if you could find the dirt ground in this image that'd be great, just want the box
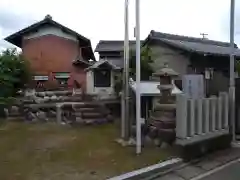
[0,121,173,180]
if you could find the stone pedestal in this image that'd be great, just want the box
[148,62,179,146]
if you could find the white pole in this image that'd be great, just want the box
[121,0,127,139]
[125,0,130,139]
[135,0,142,154]
[230,0,236,142]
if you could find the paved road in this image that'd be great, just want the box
[200,162,240,180]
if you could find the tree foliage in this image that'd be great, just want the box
[236,60,240,75]
[114,45,154,96]
[0,48,31,98]
[129,45,154,80]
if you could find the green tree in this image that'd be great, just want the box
[236,60,240,75]
[0,48,31,98]
[129,45,154,80]
[114,45,154,96]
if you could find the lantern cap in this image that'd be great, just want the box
[152,62,179,77]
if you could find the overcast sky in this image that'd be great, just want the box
[0,0,239,54]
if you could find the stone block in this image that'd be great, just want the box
[96,118,107,124]
[36,111,48,121]
[50,95,57,100]
[46,91,54,96]
[48,110,57,118]
[9,106,20,116]
[38,92,45,97]
[26,112,37,121]
[158,129,175,144]
[35,98,45,104]
[148,126,158,139]
[106,114,114,122]
[43,96,50,101]
[82,112,103,119]
[85,119,95,125]
[4,108,9,118]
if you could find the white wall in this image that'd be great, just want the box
[24,26,78,41]
[86,70,116,99]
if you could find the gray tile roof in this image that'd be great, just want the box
[106,58,124,68]
[86,59,120,71]
[95,40,143,52]
[98,57,124,69]
[145,30,240,57]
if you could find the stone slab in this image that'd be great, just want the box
[214,148,240,163]
[154,174,184,180]
[199,161,240,180]
[195,159,221,171]
[148,148,240,180]
[174,165,205,179]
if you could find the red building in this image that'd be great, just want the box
[4,15,95,90]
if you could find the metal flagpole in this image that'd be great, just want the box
[125,0,130,139]
[230,0,236,143]
[135,0,142,154]
[121,0,127,139]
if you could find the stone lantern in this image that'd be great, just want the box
[149,62,179,147]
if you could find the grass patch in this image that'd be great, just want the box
[0,122,173,180]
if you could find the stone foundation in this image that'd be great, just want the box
[175,134,232,161]
[4,90,115,126]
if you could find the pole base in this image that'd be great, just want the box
[231,141,240,148]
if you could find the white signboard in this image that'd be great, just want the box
[34,76,48,81]
[182,74,204,99]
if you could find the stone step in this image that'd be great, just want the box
[73,108,110,116]
[149,117,175,129]
[74,112,82,117]
[72,118,108,125]
[73,107,96,113]
[72,102,100,109]
[149,115,175,122]
[84,118,108,125]
[154,103,176,110]
[82,112,104,119]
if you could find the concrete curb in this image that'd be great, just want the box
[107,158,183,180]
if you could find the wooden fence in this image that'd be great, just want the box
[176,92,229,145]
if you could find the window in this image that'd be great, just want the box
[94,69,111,87]
[54,72,70,87]
[34,76,48,81]
[33,76,48,89]
[58,79,68,86]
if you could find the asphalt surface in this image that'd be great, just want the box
[200,162,240,180]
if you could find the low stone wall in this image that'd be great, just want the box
[24,90,89,104]
[3,90,120,126]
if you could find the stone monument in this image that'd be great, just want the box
[148,62,179,147]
